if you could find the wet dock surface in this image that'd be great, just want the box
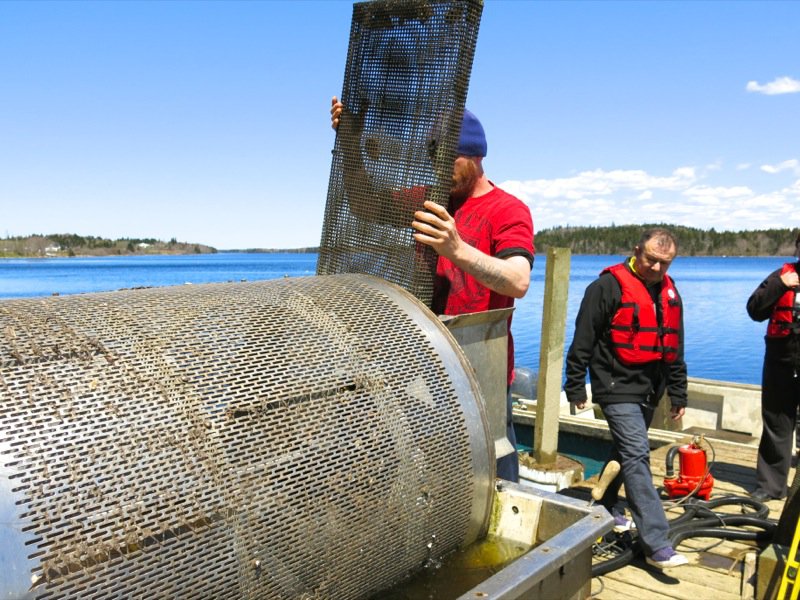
[566,435,790,600]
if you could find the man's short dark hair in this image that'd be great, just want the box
[639,228,678,253]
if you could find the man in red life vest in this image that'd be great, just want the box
[565,228,689,570]
[331,98,535,482]
[746,231,800,502]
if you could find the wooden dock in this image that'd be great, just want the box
[572,434,790,600]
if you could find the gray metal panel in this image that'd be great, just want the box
[0,274,493,599]
[440,308,515,459]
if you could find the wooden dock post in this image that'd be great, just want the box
[533,247,571,465]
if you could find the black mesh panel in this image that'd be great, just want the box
[318,0,483,307]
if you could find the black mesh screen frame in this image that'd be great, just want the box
[318,0,483,308]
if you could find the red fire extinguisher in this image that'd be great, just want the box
[663,436,714,501]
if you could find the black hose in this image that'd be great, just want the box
[701,495,771,519]
[592,540,639,577]
[669,514,776,541]
[591,496,776,578]
[670,525,775,546]
[664,445,680,478]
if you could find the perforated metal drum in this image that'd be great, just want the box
[0,274,494,599]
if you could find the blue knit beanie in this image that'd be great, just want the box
[456,109,487,157]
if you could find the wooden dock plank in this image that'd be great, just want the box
[591,576,659,599]
[678,537,759,559]
[595,563,743,600]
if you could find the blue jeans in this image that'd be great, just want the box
[599,402,671,555]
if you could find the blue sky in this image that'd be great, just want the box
[1,0,798,250]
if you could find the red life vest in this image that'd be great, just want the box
[766,263,799,338]
[603,263,681,365]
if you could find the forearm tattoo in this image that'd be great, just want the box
[471,252,510,293]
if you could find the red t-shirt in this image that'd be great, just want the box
[432,185,535,383]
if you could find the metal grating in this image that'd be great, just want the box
[318,0,483,307]
[0,275,493,599]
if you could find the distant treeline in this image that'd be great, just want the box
[229,247,320,254]
[235,224,799,257]
[5,225,798,258]
[1,234,217,258]
[534,224,799,257]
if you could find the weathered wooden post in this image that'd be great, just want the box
[517,246,583,489]
[533,247,571,464]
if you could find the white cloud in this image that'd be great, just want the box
[746,76,800,95]
[736,163,752,171]
[683,185,752,199]
[501,167,696,201]
[782,179,800,198]
[500,165,795,233]
[761,159,800,175]
[672,167,697,181]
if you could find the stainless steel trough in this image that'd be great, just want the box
[458,481,612,600]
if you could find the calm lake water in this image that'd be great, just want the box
[0,252,784,385]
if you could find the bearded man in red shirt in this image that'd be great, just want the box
[331,98,535,481]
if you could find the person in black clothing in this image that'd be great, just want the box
[565,228,689,570]
[746,231,800,502]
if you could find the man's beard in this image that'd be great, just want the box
[450,159,481,202]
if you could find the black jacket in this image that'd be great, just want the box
[564,261,688,407]
[746,263,800,370]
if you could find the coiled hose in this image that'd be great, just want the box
[591,495,776,577]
